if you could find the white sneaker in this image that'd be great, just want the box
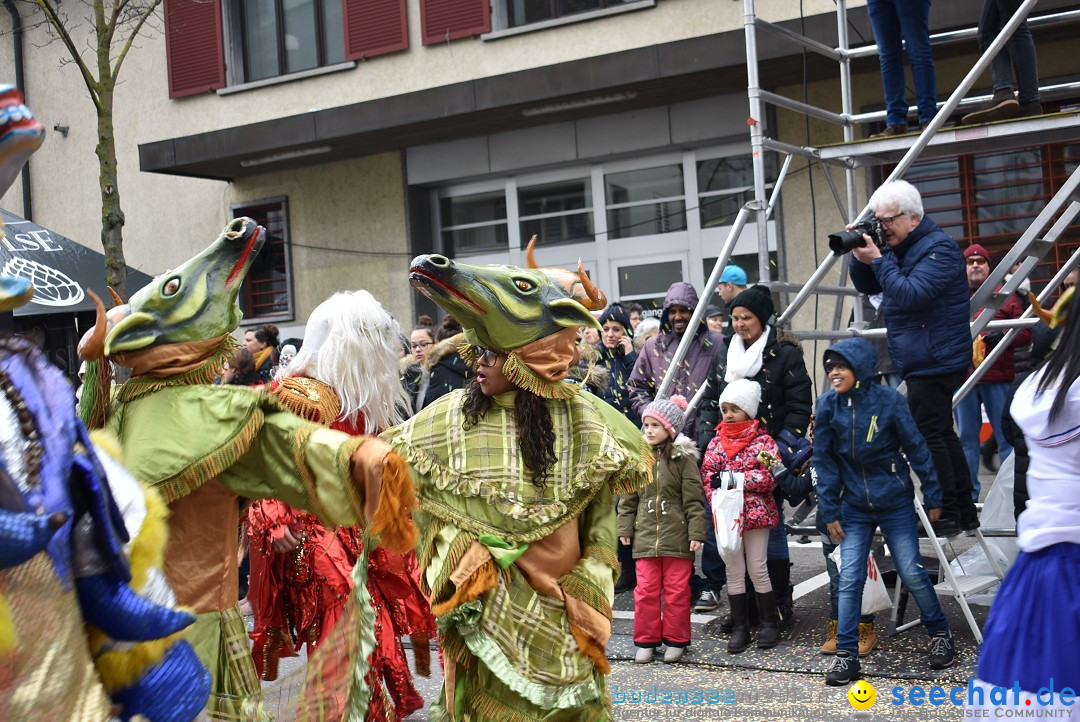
[693,590,722,613]
[663,646,686,663]
[634,647,655,664]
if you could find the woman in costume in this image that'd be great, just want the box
[383,252,652,721]
[970,286,1080,718]
[247,290,434,721]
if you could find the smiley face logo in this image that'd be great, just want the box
[848,680,876,710]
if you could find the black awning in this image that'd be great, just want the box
[1,209,155,317]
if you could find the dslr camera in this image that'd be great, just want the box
[828,216,888,255]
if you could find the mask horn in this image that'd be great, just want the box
[107,286,124,308]
[1028,292,1052,325]
[577,259,606,310]
[525,236,540,269]
[78,290,108,361]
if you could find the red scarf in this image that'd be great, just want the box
[717,419,760,459]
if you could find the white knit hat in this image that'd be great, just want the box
[719,378,761,419]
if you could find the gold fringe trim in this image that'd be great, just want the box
[501,353,579,400]
[583,543,619,573]
[430,559,497,617]
[114,338,237,405]
[157,406,264,503]
[410,633,432,678]
[472,688,545,722]
[81,359,114,431]
[273,377,342,424]
[427,532,477,601]
[608,437,654,496]
[94,631,187,693]
[0,594,16,653]
[291,424,329,521]
[367,451,419,554]
[416,516,446,576]
[570,625,610,676]
[439,631,474,668]
[559,572,612,622]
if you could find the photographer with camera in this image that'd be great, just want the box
[846,180,979,536]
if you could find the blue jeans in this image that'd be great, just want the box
[767,498,789,560]
[867,0,937,127]
[701,511,727,594]
[837,504,948,658]
[822,536,873,624]
[955,381,1013,501]
[979,0,1040,104]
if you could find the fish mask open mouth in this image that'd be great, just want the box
[78,218,266,361]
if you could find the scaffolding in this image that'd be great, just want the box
[657,0,1080,643]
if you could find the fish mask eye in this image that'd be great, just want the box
[514,278,535,293]
[163,277,181,296]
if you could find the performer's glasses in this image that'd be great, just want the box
[476,349,502,367]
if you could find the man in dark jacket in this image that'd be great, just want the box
[849,180,978,536]
[955,244,1031,502]
[628,281,725,442]
[814,337,954,685]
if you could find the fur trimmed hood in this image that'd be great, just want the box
[671,433,700,462]
[423,333,466,372]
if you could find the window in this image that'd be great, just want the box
[518,178,593,247]
[504,0,626,27]
[439,191,509,256]
[604,165,686,240]
[232,198,294,320]
[697,154,777,229]
[232,0,346,82]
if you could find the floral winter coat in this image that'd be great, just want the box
[701,421,780,531]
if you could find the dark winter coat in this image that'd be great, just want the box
[1001,372,1031,521]
[696,326,813,451]
[970,286,1031,384]
[618,436,708,559]
[849,215,971,379]
[628,282,725,442]
[595,343,640,427]
[701,422,780,531]
[422,334,471,409]
[813,337,943,524]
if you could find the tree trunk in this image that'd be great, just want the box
[96,88,127,301]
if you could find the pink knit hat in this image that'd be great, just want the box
[642,394,689,438]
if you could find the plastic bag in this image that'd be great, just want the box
[828,546,894,615]
[711,471,744,563]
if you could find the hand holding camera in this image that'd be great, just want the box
[828,216,888,257]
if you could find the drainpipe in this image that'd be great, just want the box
[4,0,33,221]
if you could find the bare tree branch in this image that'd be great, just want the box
[26,0,102,110]
[113,0,160,77]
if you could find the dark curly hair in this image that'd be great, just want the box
[462,377,556,489]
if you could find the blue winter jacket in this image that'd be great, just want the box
[849,215,971,379]
[813,337,943,524]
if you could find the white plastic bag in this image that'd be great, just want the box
[829,546,894,615]
[711,471,744,563]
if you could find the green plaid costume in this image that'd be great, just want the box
[382,389,651,722]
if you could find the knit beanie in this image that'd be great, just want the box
[729,284,775,326]
[963,243,991,264]
[718,378,761,419]
[642,394,688,438]
[598,303,634,338]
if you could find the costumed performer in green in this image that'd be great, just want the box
[76,221,417,721]
[382,248,653,721]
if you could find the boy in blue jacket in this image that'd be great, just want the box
[814,337,955,685]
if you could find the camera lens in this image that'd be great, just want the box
[828,229,867,255]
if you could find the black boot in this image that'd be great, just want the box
[614,542,636,594]
[767,559,794,631]
[727,593,750,654]
[755,591,779,649]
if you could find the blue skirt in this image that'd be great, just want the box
[977,542,1080,691]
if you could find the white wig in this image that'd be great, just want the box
[869,180,924,219]
[286,290,409,433]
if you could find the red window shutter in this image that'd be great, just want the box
[421,0,490,46]
[165,0,225,99]
[344,0,409,59]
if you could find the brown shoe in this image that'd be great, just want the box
[962,90,1019,125]
[858,622,878,657]
[820,619,838,654]
[1018,101,1043,118]
[869,124,909,139]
